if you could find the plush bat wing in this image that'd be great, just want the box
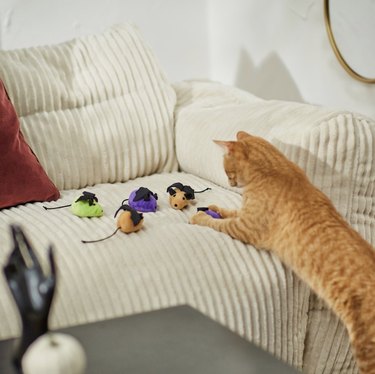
[166,182,184,195]
[130,210,143,226]
[134,187,155,201]
[121,204,143,226]
[117,204,143,225]
[75,191,98,205]
[182,185,195,200]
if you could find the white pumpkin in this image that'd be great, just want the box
[22,332,86,374]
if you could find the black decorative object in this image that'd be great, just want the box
[3,225,56,371]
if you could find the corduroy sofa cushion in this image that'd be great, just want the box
[0,24,177,190]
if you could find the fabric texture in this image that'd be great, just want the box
[0,80,60,209]
[0,24,177,190]
[0,171,311,371]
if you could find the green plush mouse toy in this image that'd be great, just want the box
[43,191,103,218]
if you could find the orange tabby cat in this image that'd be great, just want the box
[190,131,375,374]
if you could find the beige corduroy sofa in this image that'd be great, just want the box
[1,24,374,374]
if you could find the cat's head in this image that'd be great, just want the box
[214,131,283,188]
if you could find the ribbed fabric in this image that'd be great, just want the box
[1,76,373,373]
[303,295,358,374]
[0,24,177,190]
[174,80,375,373]
[0,172,310,371]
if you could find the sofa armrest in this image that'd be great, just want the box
[173,80,263,192]
[173,80,375,245]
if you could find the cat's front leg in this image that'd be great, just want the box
[189,212,261,246]
[208,205,238,218]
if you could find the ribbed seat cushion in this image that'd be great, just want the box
[0,172,310,371]
[0,24,177,190]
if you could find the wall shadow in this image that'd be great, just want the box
[235,48,304,102]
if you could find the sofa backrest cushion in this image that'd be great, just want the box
[174,80,375,246]
[0,80,60,209]
[0,24,177,190]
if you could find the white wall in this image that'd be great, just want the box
[0,0,211,83]
[208,0,375,119]
[1,0,374,119]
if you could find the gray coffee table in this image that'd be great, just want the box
[0,305,300,373]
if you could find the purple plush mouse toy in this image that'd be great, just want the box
[197,207,222,219]
[128,187,158,213]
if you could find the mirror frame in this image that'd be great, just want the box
[324,0,375,84]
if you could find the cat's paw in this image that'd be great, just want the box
[208,204,221,214]
[189,211,211,225]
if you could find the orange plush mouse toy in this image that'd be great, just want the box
[166,183,211,210]
[114,203,144,233]
[82,204,144,244]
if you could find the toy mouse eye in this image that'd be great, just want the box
[182,197,186,200]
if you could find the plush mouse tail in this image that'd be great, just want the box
[114,199,130,218]
[43,204,72,210]
[194,187,211,194]
[81,227,121,244]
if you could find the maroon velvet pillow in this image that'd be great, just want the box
[0,80,60,209]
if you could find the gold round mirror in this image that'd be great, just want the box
[324,0,375,84]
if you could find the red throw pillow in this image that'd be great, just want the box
[0,80,60,209]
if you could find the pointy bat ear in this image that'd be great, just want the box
[213,140,236,154]
[236,131,251,140]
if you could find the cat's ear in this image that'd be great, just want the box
[213,140,236,154]
[236,131,251,140]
